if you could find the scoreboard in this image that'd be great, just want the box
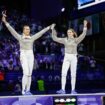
[78,0,105,9]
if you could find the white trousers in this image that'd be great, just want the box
[61,53,77,91]
[20,50,34,76]
[20,50,34,93]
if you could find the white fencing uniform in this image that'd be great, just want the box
[52,27,87,92]
[5,22,50,94]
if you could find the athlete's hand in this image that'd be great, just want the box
[83,20,88,27]
[2,10,7,23]
[51,23,56,30]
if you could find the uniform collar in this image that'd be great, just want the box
[67,37,74,40]
[22,34,31,39]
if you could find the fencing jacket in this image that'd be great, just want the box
[5,22,50,50]
[52,28,87,54]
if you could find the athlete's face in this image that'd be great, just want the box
[67,30,74,38]
[23,26,30,36]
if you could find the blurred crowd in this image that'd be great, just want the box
[0,9,104,72]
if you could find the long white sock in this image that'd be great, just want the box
[71,76,76,91]
[26,76,32,92]
[22,75,28,94]
[61,76,66,91]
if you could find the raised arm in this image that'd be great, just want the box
[2,11,21,40]
[75,20,88,44]
[31,25,51,41]
[51,24,66,44]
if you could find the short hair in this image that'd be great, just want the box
[22,24,30,31]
